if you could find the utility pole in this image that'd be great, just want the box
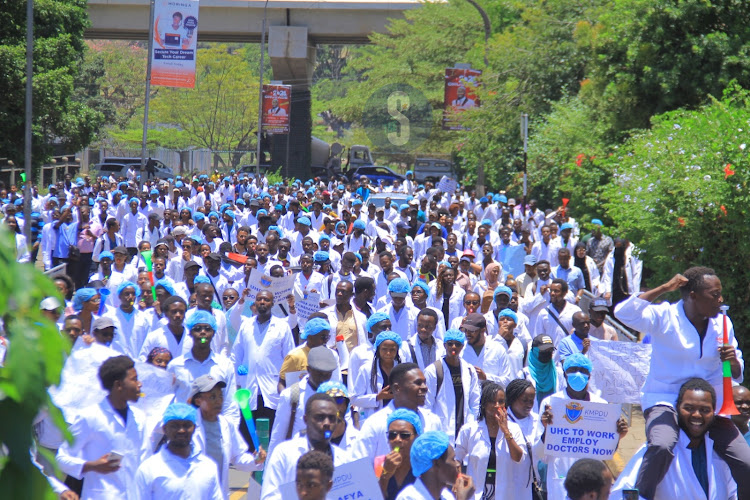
[140,0,156,193]
[255,0,269,178]
[521,113,528,215]
[23,0,33,246]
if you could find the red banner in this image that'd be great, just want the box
[261,84,291,134]
[443,67,481,130]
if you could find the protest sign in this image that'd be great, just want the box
[588,338,651,404]
[500,244,527,279]
[280,458,384,500]
[544,398,621,460]
[151,0,199,88]
[244,269,295,304]
[437,175,458,194]
[296,292,321,327]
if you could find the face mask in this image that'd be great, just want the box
[567,372,589,392]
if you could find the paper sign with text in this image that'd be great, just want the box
[588,338,651,404]
[437,176,458,194]
[280,457,384,500]
[244,268,295,304]
[545,398,621,460]
[296,292,322,326]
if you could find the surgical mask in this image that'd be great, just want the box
[567,372,589,392]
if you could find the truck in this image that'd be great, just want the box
[413,158,454,183]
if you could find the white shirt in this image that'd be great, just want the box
[134,445,223,500]
[395,478,456,500]
[460,337,513,386]
[139,324,191,361]
[267,376,317,459]
[424,358,481,443]
[231,316,295,410]
[57,400,151,500]
[260,437,349,500]
[615,294,744,411]
[534,302,582,347]
[106,307,151,359]
[377,302,420,342]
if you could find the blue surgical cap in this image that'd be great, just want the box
[498,195,508,203]
[560,222,574,231]
[150,189,159,195]
[319,234,331,243]
[163,402,197,425]
[257,209,268,216]
[494,285,513,300]
[99,251,114,261]
[353,219,366,230]
[186,309,217,331]
[117,280,141,298]
[492,194,501,203]
[481,218,492,226]
[194,212,205,222]
[374,331,402,350]
[269,225,284,238]
[406,170,413,176]
[366,311,390,333]
[352,199,363,207]
[388,278,411,294]
[301,317,331,340]
[444,328,466,344]
[411,431,450,477]
[194,276,210,285]
[563,352,594,373]
[225,210,235,219]
[154,279,176,296]
[417,211,426,222]
[73,288,99,312]
[236,199,245,206]
[297,216,312,227]
[399,204,410,212]
[412,281,430,298]
[388,408,423,436]
[208,211,219,219]
[317,381,349,400]
[220,203,230,212]
[480,197,489,203]
[314,251,330,263]
[337,184,345,190]
[498,308,518,324]
[591,218,603,226]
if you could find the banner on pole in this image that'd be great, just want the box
[151,0,199,88]
[262,84,292,134]
[588,338,651,404]
[544,398,621,460]
[443,67,481,130]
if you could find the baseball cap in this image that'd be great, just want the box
[523,255,538,266]
[92,317,115,330]
[113,246,129,255]
[589,298,609,312]
[183,260,201,271]
[307,346,338,372]
[461,313,487,332]
[40,296,62,311]
[188,375,226,404]
[205,253,221,262]
[532,334,555,353]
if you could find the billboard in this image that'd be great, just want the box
[443,67,481,130]
[262,84,292,134]
[151,0,199,88]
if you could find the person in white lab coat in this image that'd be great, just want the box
[610,378,737,500]
[295,450,335,500]
[57,355,151,500]
[459,313,512,387]
[134,403,223,499]
[454,382,525,500]
[352,331,403,412]
[424,329,480,444]
[428,266,466,332]
[378,278,420,342]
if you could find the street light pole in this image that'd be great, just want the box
[521,113,528,215]
[255,0,269,178]
[23,0,33,246]
[140,0,156,193]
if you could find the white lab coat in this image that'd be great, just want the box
[428,284,466,331]
[424,358,481,443]
[134,445,223,500]
[600,246,643,298]
[378,302,420,342]
[268,376,317,459]
[401,335,446,372]
[534,302,582,347]
[454,419,526,500]
[57,400,152,500]
[460,337,513,386]
[395,478,455,500]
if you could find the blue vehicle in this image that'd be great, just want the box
[347,165,406,185]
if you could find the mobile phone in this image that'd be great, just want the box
[622,490,639,500]
[107,452,123,465]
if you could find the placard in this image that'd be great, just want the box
[244,268,295,304]
[151,0,199,88]
[262,84,292,134]
[588,338,651,404]
[437,175,458,194]
[544,398,620,460]
[443,67,481,130]
[280,458,384,500]
[296,292,322,325]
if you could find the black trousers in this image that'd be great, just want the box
[238,393,276,451]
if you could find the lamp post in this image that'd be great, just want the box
[255,0,270,178]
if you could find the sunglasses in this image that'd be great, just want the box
[191,325,214,332]
[387,431,414,441]
[464,300,480,306]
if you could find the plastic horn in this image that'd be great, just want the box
[234,388,260,450]
[97,288,110,315]
[718,305,740,416]
[141,250,157,302]
[561,198,570,219]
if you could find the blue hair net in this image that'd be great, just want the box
[186,309,217,331]
[337,184,345,190]
[481,218,493,226]
[563,352,594,373]
[319,233,331,243]
[193,276,210,285]
[48,196,59,205]
[301,317,331,340]
[410,431,450,477]
[375,331,402,350]
[438,260,452,269]
[269,226,284,238]
[128,197,140,205]
[352,199,363,207]
[313,251,330,262]
[498,308,518,324]
[154,279,176,296]
[354,253,363,262]
[72,288,98,312]
[163,402,197,425]
[225,210,235,219]
[352,219,366,230]
[388,278,411,294]
[99,251,114,261]
[366,311,390,333]
[417,211,426,222]
[412,281,430,298]
[208,211,219,219]
[399,204,409,211]
[444,328,466,344]
[117,280,141,298]
[297,216,312,226]
[193,212,205,222]
[257,209,268,216]
[388,408,423,436]
[405,170,413,176]
[494,285,513,300]
[150,188,159,195]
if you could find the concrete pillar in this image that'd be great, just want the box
[268,26,316,180]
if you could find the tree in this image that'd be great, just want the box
[151,45,259,169]
[0,227,71,497]
[0,0,105,168]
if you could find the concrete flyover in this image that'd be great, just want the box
[85,0,424,44]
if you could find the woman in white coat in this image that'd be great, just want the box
[573,242,600,295]
[191,375,266,499]
[600,239,642,312]
[351,331,402,414]
[424,329,480,444]
[504,379,546,500]
[428,266,465,331]
[454,382,525,500]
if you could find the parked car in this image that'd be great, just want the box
[346,166,406,185]
[95,157,175,180]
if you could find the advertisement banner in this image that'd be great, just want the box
[151,0,199,88]
[545,398,621,460]
[588,338,651,404]
[262,84,292,134]
[443,67,481,130]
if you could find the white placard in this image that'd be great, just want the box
[544,398,621,460]
[588,338,651,404]
[280,457,384,500]
[437,175,458,194]
[296,292,322,325]
[244,268,296,304]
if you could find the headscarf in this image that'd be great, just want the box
[573,242,591,292]
[485,262,501,287]
[528,347,557,404]
[147,347,171,364]
[410,431,450,477]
